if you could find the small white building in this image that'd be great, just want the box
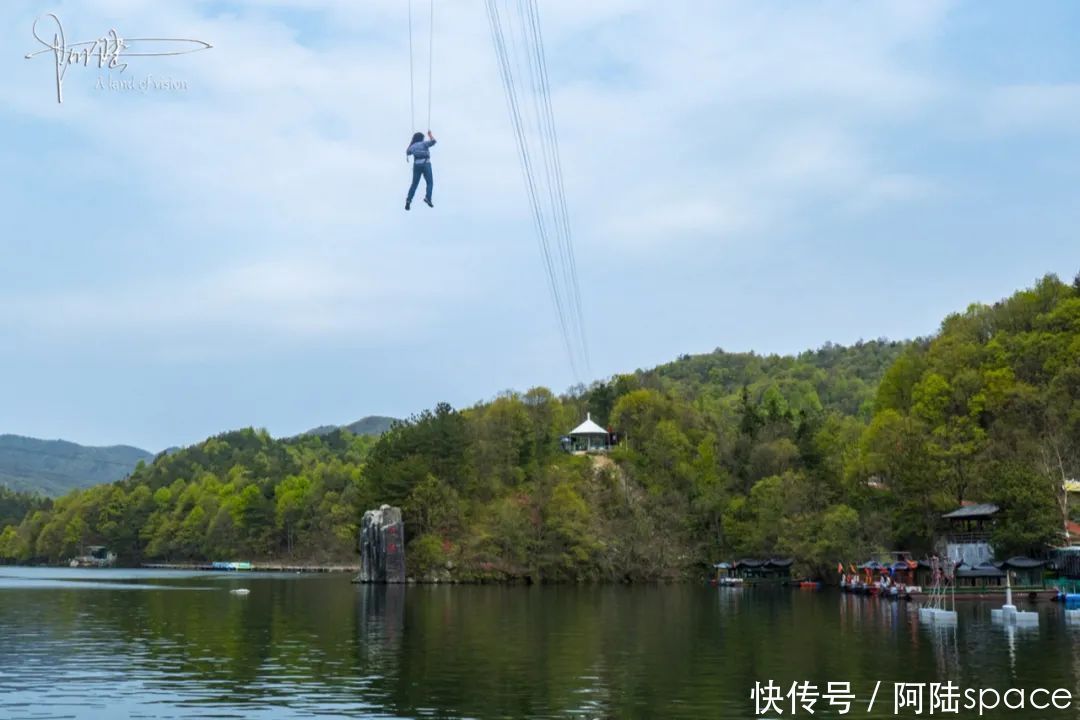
[566,413,611,453]
[941,503,998,566]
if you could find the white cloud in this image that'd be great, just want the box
[2,0,958,376]
[14,0,1080,448]
[0,246,477,354]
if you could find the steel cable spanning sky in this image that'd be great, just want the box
[485,0,590,379]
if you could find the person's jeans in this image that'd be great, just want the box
[407,162,433,202]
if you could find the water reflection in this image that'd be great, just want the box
[0,570,1079,718]
[926,619,961,678]
[356,584,404,672]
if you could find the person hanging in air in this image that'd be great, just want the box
[405,130,436,210]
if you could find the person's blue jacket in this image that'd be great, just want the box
[407,139,436,163]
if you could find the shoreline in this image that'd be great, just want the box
[141,562,359,573]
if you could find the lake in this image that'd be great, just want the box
[1,568,1079,719]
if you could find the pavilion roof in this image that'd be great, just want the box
[996,556,1046,569]
[956,562,1004,578]
[569,413,608,436]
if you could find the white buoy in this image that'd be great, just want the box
[229,588,250,596]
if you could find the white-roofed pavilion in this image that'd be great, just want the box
[567,413,610,453]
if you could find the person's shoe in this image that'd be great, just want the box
[405,200,411,211]
[424,198,433,208]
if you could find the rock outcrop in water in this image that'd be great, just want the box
[357,505,405,583]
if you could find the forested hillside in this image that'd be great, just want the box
[0,429,378,564]
[2,275,1077,580]
[0,487,48,531]
[0,435,152,496]
[860,274,1080,554]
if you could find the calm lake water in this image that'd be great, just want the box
[2,568,1080,719]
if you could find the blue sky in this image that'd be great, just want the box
[2,0,1079,451]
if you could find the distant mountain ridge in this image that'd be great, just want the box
[0,417,397,498]
[303,416,398,437]
[0,435,153,497]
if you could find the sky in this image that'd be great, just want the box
[2,0,1079,451]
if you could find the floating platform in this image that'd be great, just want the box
[918,607,958,624]
[907,588,1056,602]
[991,604,1039,624]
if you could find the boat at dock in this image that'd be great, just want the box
[68,545,117,568]
[841,554,1057,602]
[712,558,794,587]
[839,556,922,599]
